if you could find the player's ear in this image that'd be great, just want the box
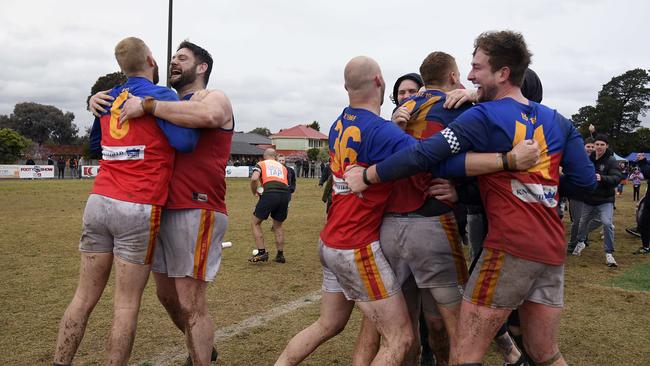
[497,67,510,83]
[196,62,208,75]
[146,54,156,68]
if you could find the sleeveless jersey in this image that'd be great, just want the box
[166,94,233,213]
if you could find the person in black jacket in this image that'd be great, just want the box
[572,134,622,267]
[279,155,296,200]
[633,153,650,254]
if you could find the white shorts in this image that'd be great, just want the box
[79,194,161,265]
[152,209,228,282]
[319,239,401,302]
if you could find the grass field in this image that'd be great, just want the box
[1,178,649,365]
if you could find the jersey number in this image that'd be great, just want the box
[330,120,361,174]
[109,90,130,139]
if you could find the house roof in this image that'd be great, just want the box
[229,141,265,156]
[232,132,272,145]
[271,125,327,140]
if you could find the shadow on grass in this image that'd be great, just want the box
[607,260,650,292]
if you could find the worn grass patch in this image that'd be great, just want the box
[1,179,649,365]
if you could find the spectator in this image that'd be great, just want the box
[77,156,84,179]
[25,156,35,165]
[634,153,650,254]
[57,156,66,179]
[309,160,316,178]
[572,134,623,267]
[69,156,77,178]
[629,167,644,202]
[47,156,54,166]
[616,161,628,196]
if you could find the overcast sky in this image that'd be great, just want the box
[1,0,648,135]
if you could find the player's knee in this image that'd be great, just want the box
[317,317,347,337]
[430,286,462,308]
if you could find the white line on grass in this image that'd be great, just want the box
[147,290,322,366]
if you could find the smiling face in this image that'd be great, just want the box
[584,142,595,154]
[169,48,199,90]
[467,49,499,102]
[396,79,420,104]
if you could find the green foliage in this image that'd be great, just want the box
[572,68,650,154]
[87,71,127,108]
[249,127,271,137]
[1,102,78,146]
[308,120,320,131]
[306,147,320,161]
[318,147,329,161]
[0,128,32,163]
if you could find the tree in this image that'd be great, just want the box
[572,68,650,153]
[0,128,32,163]
[308,120,320,131]
[87,71,127,108]
[3,102,78,146]
[318,147,329,161]
[249,127,271,137]
[307,147,320,161]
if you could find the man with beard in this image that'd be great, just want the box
[345,31,596,365]
[54,37,199,366]
[93,41,234,366]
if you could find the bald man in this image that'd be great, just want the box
[249,148,291,263]
[275,56,415,365]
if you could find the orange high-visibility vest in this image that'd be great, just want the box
[258,160,289,186]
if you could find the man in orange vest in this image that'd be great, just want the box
[250,148,291,263]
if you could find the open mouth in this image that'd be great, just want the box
[170,68,182,77]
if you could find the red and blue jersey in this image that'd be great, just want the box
[320,107,415,250]
[386,90,470,213]
[377,98,596,265]
[89,77,198,206]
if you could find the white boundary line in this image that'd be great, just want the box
[147,290,322,366]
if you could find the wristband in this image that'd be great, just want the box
[501,153,510,171]
[142,96,157,115]
[362,168,372,186]
[507,152,516,170]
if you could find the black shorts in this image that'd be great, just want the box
[254,191,290,222]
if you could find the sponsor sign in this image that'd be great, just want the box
[225,166,250,178]
[510,180,558,208]
[18,165,55,179]
[0,165,20,178]
[102,145,145,161]
[81,166,100,178]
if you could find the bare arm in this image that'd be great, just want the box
[250,170,261,196]
[120,89,233,129]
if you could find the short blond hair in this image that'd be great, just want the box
[114,37,149,75]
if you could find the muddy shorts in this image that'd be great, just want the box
[380,213,468,305]
[319,239,401,302]
[464,248,564,309]
[79,194,161,265]
[152,209,228,282]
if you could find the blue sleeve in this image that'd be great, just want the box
[366,121,416,163]
[446,106,492,152]
[559,117,597,190]
[89,117,102,157]
[376,132,455,181]
[432,153,468,178]
[155,119,199,153]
